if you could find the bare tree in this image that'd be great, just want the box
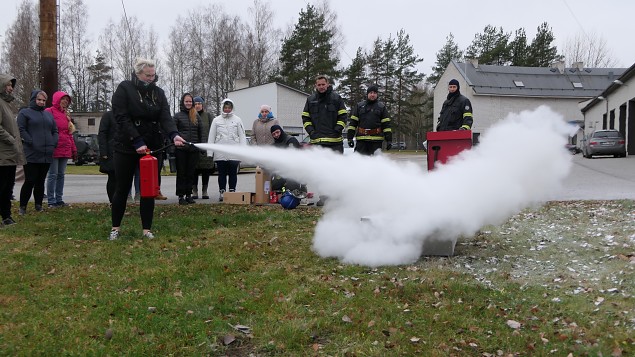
[99,15,159,86]
[59,0,93,111]
[1,0,40,106]
[561,31,618,67]
[243,0,281,85]
[164,18,195,111]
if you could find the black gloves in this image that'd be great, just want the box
[386,142,392,150]
[348,140,355,148]
[309,131,318,140]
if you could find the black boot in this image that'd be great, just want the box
[178,196,187,205]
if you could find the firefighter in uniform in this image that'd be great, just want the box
[436,78,473,131]
[302,75,348,154]
[346,85,392,155]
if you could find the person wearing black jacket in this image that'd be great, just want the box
[301,75,347,153]
[436,78,473,131]
[271,124,300,148]
[173,93,202,205]
[347,85,392,155]
[97,111,116,203]
[109,58,186,240]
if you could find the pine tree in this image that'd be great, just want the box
[339,47,368,108]
[526,22,558,67]
[87,51,112,111]
[465,25,511,65]
[428,33,463,86]
[391,30,425,140]
[508,28,529,66]
[278,4,339,93]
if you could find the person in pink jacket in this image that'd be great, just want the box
[45,91,77,208]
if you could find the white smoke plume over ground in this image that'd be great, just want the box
[196,106,575,267]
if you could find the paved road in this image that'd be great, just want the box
[12,153,635,205]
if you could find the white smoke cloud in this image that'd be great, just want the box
[196,106,574,267]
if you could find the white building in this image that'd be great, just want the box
[227,82,309,138]
[435,60,627,144]
[581,62,635,155]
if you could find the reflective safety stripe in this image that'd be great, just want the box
[350,115,359,120]
[338,109,348,115]
[381,117,391,123]
[356,136,384,141]
[303,122,313,128]
[336,120,346,127]
[463,113,473,118]
[310,137,343,144]
[383,128,392,133]
[347,125,357,131]
[302,111,310,117]
[461,125,471,130]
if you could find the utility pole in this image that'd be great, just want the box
[40,0,58,107]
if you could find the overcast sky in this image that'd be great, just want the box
[2,0,634,74]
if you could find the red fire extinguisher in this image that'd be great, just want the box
[139,152,159,198]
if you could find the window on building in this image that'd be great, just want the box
[513,80,524,87]
[88,118,95,126]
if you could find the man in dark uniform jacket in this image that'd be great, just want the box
[346,85,392,155]
[437,78,473,131]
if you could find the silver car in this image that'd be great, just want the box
[582,130,626,158]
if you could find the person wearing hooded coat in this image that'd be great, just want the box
[251,104,280,146]
[109,58,186,240]
[17,90,58,215]
[45,91,77,208]
[173,93,202,205]
[207,98,247,201]
[0,74,25,225]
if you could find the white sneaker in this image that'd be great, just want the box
[142,231,155,239]
[108,229,119,241]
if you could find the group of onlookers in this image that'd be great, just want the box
[6,60,457,239]
[0,73,78,226]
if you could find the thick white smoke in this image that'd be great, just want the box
[196,106,574,267]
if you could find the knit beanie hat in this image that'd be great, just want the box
[193,96,204,103]
[367,85,379,94]
[448,79,460,89]
[270,124,283,133]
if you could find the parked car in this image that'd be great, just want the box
[392,141,407,150]
[581,130,626,158]
[73,133,99,165]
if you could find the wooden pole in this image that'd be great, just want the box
[39,0,58,107]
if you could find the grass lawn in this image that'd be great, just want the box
[0,200,633,356]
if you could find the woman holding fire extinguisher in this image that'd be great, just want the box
[109,58,186,241]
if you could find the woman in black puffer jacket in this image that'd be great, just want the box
[173,92,202,205]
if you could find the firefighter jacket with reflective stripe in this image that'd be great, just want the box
[437,92,473,131]
[302,86,347,144]
[347,99,392,142]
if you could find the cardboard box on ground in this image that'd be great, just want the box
[223,167,269,205]
[254,167,270,204]
[223,192,254,205]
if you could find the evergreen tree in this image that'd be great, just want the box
[508,28,529,66]
[391,29,425,140]
[87,51,112,111]
[428,33,463,86]
[278,4,339,93]
[526,22,558,67]
[465,25,511,65]
[339,47,368,108]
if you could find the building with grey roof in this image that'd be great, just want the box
[435,59,627,145]
[581,62,635,155]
